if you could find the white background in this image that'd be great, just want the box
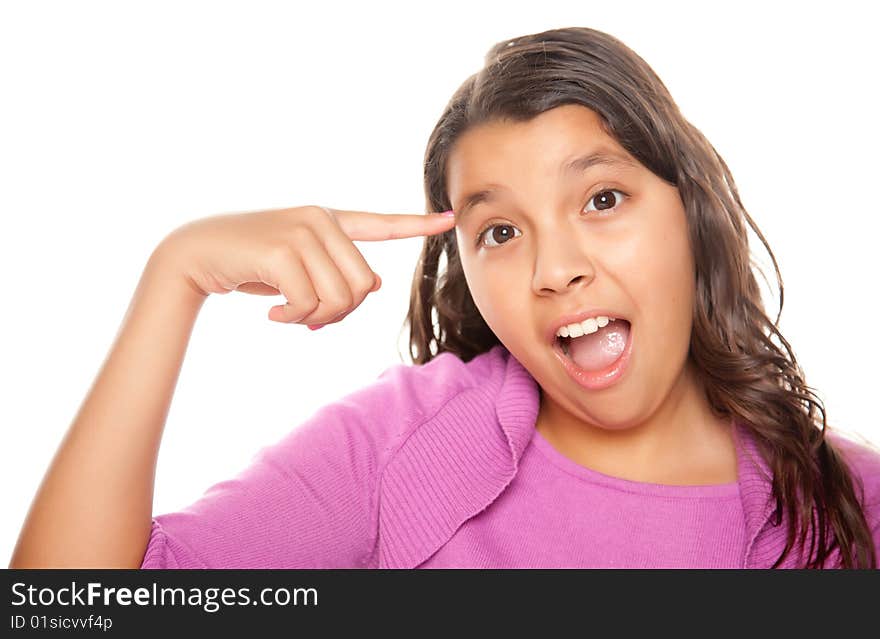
[3,0,878,561]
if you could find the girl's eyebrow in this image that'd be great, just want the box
[453,149,636,224]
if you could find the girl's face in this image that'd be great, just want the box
[446,104,697,431]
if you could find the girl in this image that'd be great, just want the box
[10,27,879,569]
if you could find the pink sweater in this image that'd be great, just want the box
[140,344,880,569]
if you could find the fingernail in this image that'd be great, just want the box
[440,210,455,217]
[308,324,325,330]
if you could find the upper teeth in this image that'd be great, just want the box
[556,315,616,338]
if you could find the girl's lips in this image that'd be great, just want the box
[551,320,634,391]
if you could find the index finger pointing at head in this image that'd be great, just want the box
[330,208,457,242]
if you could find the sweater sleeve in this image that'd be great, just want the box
[139,366,418,569]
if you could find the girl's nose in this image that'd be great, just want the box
[532,234,597,295]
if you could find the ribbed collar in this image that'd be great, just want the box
[376,344,781,568]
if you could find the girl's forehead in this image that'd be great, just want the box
[448,107,630,177]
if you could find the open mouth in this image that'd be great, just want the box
[554,319,630,367]
[551,318,633,390]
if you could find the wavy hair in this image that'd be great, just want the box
[400,27,875,568]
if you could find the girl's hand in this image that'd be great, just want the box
[157,205,456,328]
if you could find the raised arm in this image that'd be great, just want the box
[9,241,207,567]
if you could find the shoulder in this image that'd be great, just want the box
[826,429,880,500]
[371,344,506,415]
[826,429,880,551]
[281,344,513,467]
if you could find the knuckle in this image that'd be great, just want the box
[299,204,324,217]
[288,224,316,245]
[301,205,336,225]
[265,243,296,268]
[332,291,354,309]
[354,274,375,297]
[316,204,336,220]
[293,299,320,321]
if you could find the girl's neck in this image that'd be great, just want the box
[534,360,738,486]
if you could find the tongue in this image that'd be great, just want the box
[567,321,630,371]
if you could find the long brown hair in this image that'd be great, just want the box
[401,27,876,568]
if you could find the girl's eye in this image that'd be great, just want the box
[585,188,628,214]
[476,223,522,249]
[475,188,628,249]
